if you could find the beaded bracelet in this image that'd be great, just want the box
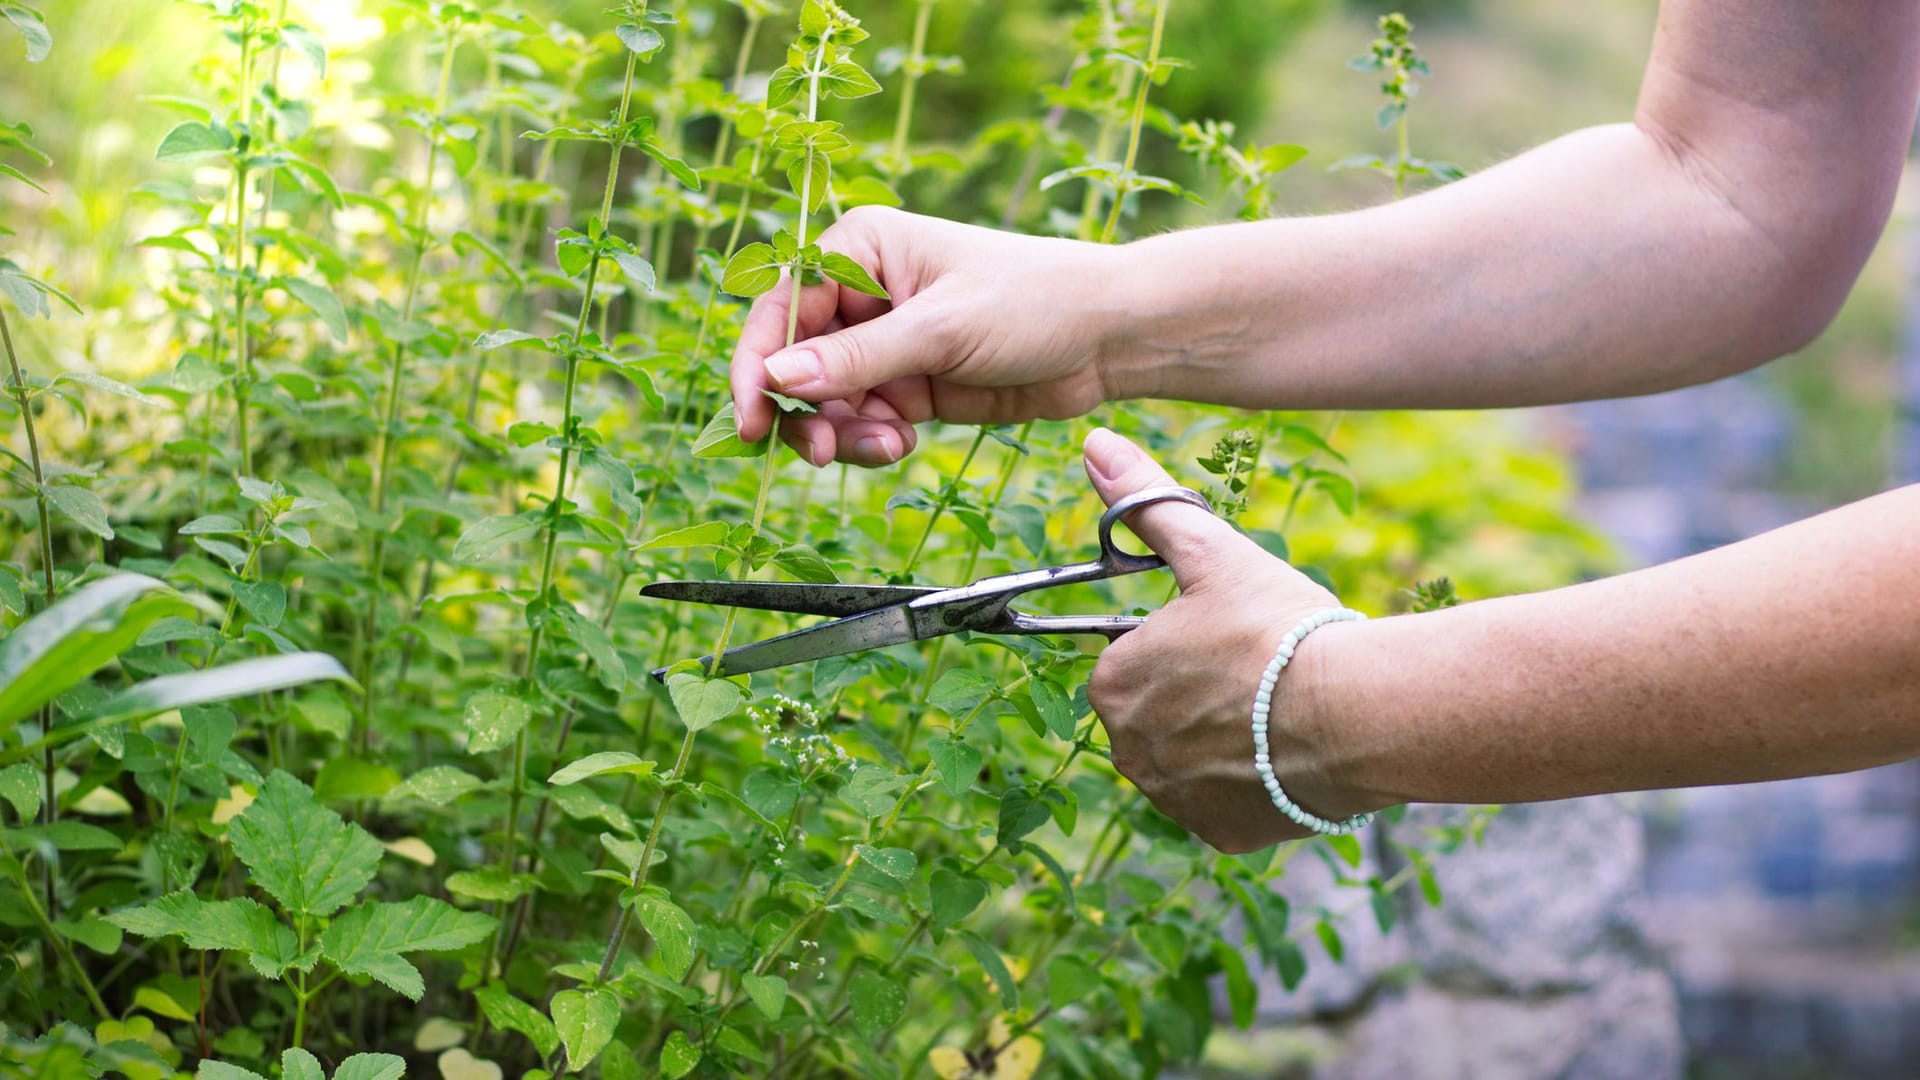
[1252,607,1374,836]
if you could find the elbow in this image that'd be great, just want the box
[1720,148,1900,374]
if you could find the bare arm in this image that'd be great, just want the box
[1079,432,1920,852]
[1101,0,1920,409]
[1288,484,1920,817]
[732,0,1920,462]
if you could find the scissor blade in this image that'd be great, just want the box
[652,604,922,679]
[640,580,942,617]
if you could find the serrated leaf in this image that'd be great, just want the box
[318,896,496,1001]
[333,1055,406,1080]
[928,669,994,716]
[473,329,542,351]
[107,891,301,978]
[611,250,655,293]
[551,987,619,1071]
[227,771,383,917]
[445,868,537,902]
[1029,679,1074,740]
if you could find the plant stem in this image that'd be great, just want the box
[359,21,461,752]
[1097,0,1170,245]
[1,303,61,922]
[900,425,985,578]
[231,19,257,480]
[887,0,936,177]
[1394,110,1409,201]
[0,833,108,1020]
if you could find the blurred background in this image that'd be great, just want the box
[5,0,1917,1076]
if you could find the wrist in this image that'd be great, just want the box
[1081,238,1162,404]
[1266,618,1394,822]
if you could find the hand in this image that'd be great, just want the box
[729,206,1126,467]
[1081,428,1376,852]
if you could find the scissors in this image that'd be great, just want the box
[641,486,1213,679]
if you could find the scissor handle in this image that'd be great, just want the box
[1096,486,1215,574]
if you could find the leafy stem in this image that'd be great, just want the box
[1097,0,1170,245]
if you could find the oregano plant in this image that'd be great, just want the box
[0,4,1608,1077]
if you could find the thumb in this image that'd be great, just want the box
[759,298,957,403]
[1083,427,1253,592]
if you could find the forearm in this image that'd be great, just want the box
[1292,484,1920,812]
[1095,0,1919,412]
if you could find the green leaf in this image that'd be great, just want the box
[551,987,620,1071]
[615,23,664,56]
[333,1056,406,1080]
[959,932,1018,1011]
[280,24,327,76]
[817,252,888,298]
[665,673,741,733]
[635,891,695,979]
[280,1049,324,1080]
[281,278,348,342]
[1138,922,1185,973]
[0,761,41,821]
[928,669,994,716]
[996,787,1050,849]
[463,691,532,753]
[650,1031,697,1079]
[476,982,560,1059]
[849,968,905,1037]
[820,61,882,99]
[759,387,817,415]
[548,752,654,787]
[928,869,987,931]
[107,891,302,979]
[199,1063,269,1080]
[771,543,837,584]
[0,574,193,732]
[382,765,482,808]
[54,369,160,404]
[1029,679,1075,740]
[3,5,51,62]
[155,121,233,162]
[1314,919,1344,963]
[452,513,543,563]
[927,737,981,798]
[720,243,782,298]
[473,329,543,351]
[611,250,655,293]
[740,973,786,1020]
[445,868,538,903]
[635,521,729,552]
[227,771,384,917]
[691,402,768,459]
[855,844,916,882]
[46,484,113,539]
[318,896,497,1001]
[231,580,286,630]
[1047,955,1100,1010]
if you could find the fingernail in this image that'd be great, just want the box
[853,435,895,463]
[1084,427,1139,483]
[764,349,824,391]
